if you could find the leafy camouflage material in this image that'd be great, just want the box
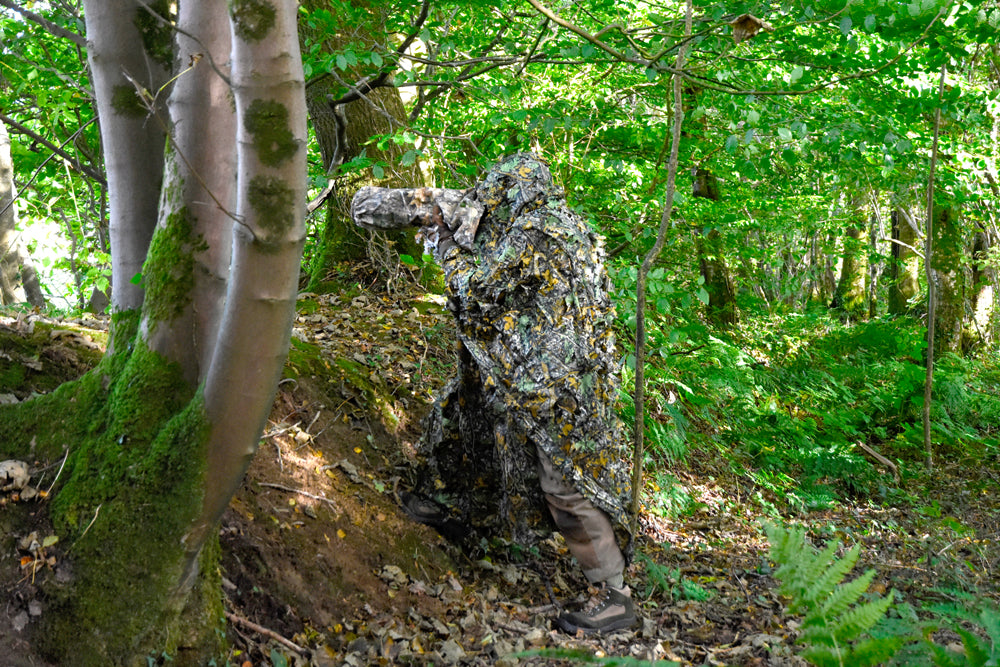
[410,153,633,556]
[351,186,483,250]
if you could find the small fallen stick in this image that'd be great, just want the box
[857,442,900,483]
[259,482,339,510]
[224,610,307,655]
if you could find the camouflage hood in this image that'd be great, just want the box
[474,153,562,223]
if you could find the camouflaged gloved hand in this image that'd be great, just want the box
[350,186,483,257]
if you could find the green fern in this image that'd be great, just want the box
[763,521,902,667]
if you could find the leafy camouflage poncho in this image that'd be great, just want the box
[414,153,632,554]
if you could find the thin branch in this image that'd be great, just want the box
[0,0,86,47]
[0,116,102,221]
[923,63,947,472]
[224,611,308,656]
[631,0,693,533]
[259,482,339,511]
[0,113,105,185]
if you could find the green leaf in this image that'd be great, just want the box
[336,54,347,70]
[747,109,760,124]
[399,254,417,266]
[269,648,288,667]
[839,16,853,35]
[371,51,383,67]
[372,164,384,179]
[400,149,419,167]
[778,127,794,142]
[696,286,710,305]
[790,66,804,82]
[130,273,143,285]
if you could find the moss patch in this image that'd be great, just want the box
[245,99,299,168]
[134,0,175,69]
[247,175,295,242]
[229,0,277,42]
[142,207,208,332]
[35,340,216,665]
[111,84,148,118]
[0,313,222,665]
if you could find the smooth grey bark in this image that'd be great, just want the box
[181,0,307,586]
[82,0,169,312]
[0,120,44,307]
[141,0,235,383]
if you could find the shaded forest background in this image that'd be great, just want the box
[0,0,999,665]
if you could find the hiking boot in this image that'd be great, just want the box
[555,584,637,635]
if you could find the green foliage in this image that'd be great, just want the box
[637,552,712,603]
[764,521,902,667]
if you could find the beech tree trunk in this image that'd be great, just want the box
[0,2,307,664]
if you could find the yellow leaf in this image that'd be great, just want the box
[337,529,346,539]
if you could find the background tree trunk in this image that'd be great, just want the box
[831,204,868,321]
[300,2,425,290]
[930,205,965,354]
[692,167,738,327]
[888,208,921,315]
[0,120,44,307]
[965,226,995,349]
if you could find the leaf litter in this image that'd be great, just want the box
[0,290,999,665]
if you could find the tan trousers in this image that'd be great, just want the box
[536,447,625,585]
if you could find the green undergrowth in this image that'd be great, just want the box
[766,521,1000,667]
[626,306,999,512]
[0,311,222,665]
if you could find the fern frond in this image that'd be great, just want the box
[978,606,1000,652]
[927,641,969,667]
[813,568,876,624]
[845,636,906,667]
[804,543,862,606]
[829,593,895,643]
[955,627,990,666]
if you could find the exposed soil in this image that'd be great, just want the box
[1,282,999,666]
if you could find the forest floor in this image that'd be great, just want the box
[1,272,1000,666]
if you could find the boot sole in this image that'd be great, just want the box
[555,614,638,635]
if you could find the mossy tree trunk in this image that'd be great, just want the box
[830,203,868,321]
[966,227,996,349]
[691,167,738,327]
[930,205,966,355]
[300,1,425,290]
[0,2,306,664]
[888,207,921,315]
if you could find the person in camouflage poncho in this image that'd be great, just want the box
[352,153,636,634]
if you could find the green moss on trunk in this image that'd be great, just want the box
[0,311,224,665]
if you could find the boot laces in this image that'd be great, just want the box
[583,586,615,614]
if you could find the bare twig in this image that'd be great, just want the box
[224,611,308,655]
[44,449,70,496]
[259,483,339,510]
